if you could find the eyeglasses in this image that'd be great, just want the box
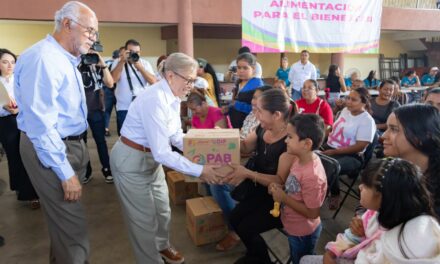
[173,71,196,86]
[70,19,99,39]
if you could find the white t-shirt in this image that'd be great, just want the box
[229,60,263,78]
[111,58,154,111]
[327,108,375,151]
[288,60,317,92]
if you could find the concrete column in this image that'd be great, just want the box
[331,53,345,72]
[178,0,194,57]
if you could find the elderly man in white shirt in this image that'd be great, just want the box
[111,39,157,135]
[288,50,317,100]
[110,52,226,264]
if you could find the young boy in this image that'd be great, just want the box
[269,114,327,264]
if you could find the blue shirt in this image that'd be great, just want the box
[14,35,88,181]
[345,78,353,87]
[401,76,418,87]
[363,78,380,88]
[421,74,436,86]
[276,67,290,87]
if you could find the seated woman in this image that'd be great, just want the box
[326,64,347,105]
[370,80,400,135]
[322,87,376,209]
[344,71,359,89]
[401,69,421,87]
[389,76,409,105]
[223,89,297,264]
[296,79,333,132]
[196,58,221,107]
[382,104,440,216]
[187,88,230,129]
[363,70,380,89]
[225,52,264,129]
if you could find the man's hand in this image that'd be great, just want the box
[119,49,129,64]
[61,175,82,202]
[133,60,144,72]
[200,164,226,184]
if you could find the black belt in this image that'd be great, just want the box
[62,131,86,141]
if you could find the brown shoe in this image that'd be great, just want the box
[159,247,184,264]
[30,199,40,210]
[216,232,240,251]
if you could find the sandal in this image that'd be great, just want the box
[30,199,40,210]
[216,232,240,251]
[328,195,340,211]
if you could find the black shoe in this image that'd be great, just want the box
[102,167,113,184]
[0,235,4,247]
[83,162,93,184]
[105,130,111,137]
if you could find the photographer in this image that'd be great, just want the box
[111,39,157,135]
[78,44,114,184]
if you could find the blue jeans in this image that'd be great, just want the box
[116,110,128,136]
[209,184,236,230]
[291,89,302,101]
[288,223,322,264]
[87,110,110,169]
[104,87,116,130]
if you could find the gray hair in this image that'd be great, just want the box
[54,1,95,32]
[236,52,257,67]
[164,52,198,75]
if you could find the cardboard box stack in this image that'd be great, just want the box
[166,170,198,205]
[183,129,240,182]
[186,197,227,246]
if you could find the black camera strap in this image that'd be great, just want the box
[124,63,145,97]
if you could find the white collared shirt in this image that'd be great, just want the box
[120,79,203,177]
[0,75,14,117]
[112,58,154,111]
[288,60,317,91]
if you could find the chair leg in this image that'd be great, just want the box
[332,175,359,219]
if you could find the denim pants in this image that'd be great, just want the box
[291,89,302,101]
[209,184,236,229]
[87,110,110,169]
[104,87,116,130]
[116,110,128,136]
[288,223,322,264]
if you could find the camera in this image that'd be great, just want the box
[91,41,103,52]
[230,66,237,73]
[81,53,99,65]
[128,51,140,63]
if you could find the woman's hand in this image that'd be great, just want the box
[3,98,18,114]
[222,164,251,186]
[268,183,286,203]
[349,216,365,237]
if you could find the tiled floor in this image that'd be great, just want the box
[0,120,358,264]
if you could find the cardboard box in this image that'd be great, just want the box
[166,171,198,205]
[186,197,228,246]
[183,129,240,182]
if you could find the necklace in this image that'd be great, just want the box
[264,126,287,155]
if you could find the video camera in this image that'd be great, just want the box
[80,41,104,65]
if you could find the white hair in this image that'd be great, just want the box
[54,1,95,32]
[164,52,198,75]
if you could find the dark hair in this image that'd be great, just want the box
[328,64,338,78]
[289,114,325,150]
[361,158,436,230]
[393,104,440,209]
[300,50,309,55]
[389,76,400,86]
[255,85,273,93]
[187,89,207,106]
[236,52,256,67]
[125,39,141,49]
[367,70,376,82]
[0,49,17,76]
[405,69,415,77]
[238,46,251,54]
[424,87,440,101]
[156,55,167,67]
[303,79,319,92]
[379,79,395,89]
[202,63,221,105]
[352,87,371,113]
[260,89,297,122]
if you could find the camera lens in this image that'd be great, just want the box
[129,52,140,62]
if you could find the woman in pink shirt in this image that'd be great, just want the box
[188,89,231,128]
